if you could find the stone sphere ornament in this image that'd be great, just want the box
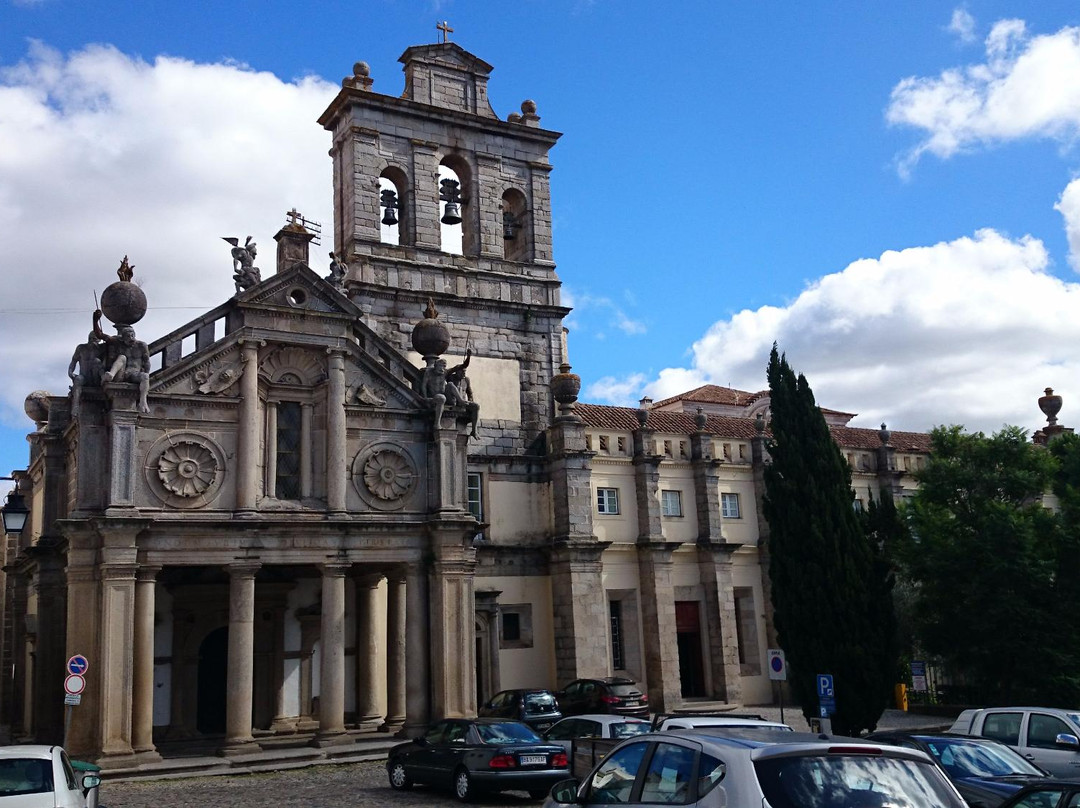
[24,391,51,425]
[411,298,450,358]
[100,255,147,326]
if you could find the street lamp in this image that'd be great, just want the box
[0,478,28,535]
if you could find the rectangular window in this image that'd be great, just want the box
[276,401,302,499]
[467,472,483,521]
[499,604,533,649]
[599,435,609,453]
[597,487,620,515]
[734,588,761,674]
[610,600,625,670]
[661,490,683,517]
[721,492,741,519]
[502,612,521,642]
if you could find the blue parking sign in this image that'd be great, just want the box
[817,674,834,698]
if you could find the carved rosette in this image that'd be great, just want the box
[145,432,227,508]
[351,442,419,511]
[158,441,218,497]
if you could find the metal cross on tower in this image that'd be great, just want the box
[437,20,454,43]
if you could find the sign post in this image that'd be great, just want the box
[767,649,787,723]
[817,673,835,734]
[63,655,89,748]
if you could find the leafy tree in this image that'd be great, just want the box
[763,346,897,735]
[898,425,1069,704]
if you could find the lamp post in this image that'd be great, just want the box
[0,478,28,535]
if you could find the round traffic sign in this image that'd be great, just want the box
[64,674,86,696]
[67,655,89,676]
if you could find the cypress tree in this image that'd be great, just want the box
[763,345,896,735]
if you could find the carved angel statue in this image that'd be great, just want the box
[223,236,261,294]
[328,251,348,289]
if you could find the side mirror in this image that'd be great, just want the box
[1055,733,1080,749]
[82,774,101,789]
[549,778,582,804]
[414,736,428,746]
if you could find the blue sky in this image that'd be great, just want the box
[4,0,1080,483]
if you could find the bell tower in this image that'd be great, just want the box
[319,42,567,446]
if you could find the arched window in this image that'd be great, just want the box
[379,168,408,246]
[439,155,473,256]
[502,188,529,262]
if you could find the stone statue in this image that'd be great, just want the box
[67,329,104,415]
[224,236,261,293]
[328,251,348,289]
[446,349,479,437]
[420,351,479,437]
[93,309,151,413]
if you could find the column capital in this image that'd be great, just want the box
[228,562,262,579]
[135,564,162,583]
[353,571,384,589]
[100,563,138,581]
[319,561,351,577]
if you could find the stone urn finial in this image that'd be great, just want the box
[411,298,451,358]
[551,363,581,417]
[1039,387,1063,426]
[754,412,766,435]
[100,255,147,326]
[879,422,891,446]
[694,406,707,431]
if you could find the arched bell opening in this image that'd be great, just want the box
[501,188,530,262]
[439,155,473,256]
[379,167,409,246]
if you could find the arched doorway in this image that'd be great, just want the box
[196,626,228,734]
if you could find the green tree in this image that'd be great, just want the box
[763,346,897,735]
[899,425,1067,704]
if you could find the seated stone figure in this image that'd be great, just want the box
[68,329,105,415]
[93,309,151,414]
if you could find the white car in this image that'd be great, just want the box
[0,745,100,807]
[656,714,793,732]
[543,714,652,752]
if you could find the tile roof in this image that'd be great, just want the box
[652,385,766,408]
[575,403,931,452]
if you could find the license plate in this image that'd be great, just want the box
[624,701,639,707]
[536,722,552,730]
[519,755,546,766]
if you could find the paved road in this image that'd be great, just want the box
[104,760,543,807]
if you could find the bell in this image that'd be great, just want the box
[382,206,398,226]
[503,211,518,240]
[441,202,462,225]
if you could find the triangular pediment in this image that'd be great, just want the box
[398,43,493,75]
[238,263,362,318]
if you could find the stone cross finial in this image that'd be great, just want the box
[437,20,454,43]
[287,208,301,227]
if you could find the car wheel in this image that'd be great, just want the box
[454,767,476,802]
[388,760,413,790]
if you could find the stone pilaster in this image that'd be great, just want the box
[265,403,278,498]
[236,340,261,513]
[326,349,347,514]
[430,426,465,513]
[300,402,313,499]
[476,153,503,258]
[636,545,683,712]
[382,571,406,733]
[106,407,139,514]
[401,563,430,736]
[29,543,66,745]
[697,546,743,704]
[529,162,555,266]
[876,425,903,500]
[354,573,382,731]
[429,528,478,718]
[690,432,724,542]
[313,562,349,746]
[223,562,260,755]
[410,140,441,250]
[132,565,161,760]
[59,523,99,757]
[751,424,778,650]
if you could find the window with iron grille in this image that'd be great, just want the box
[276,401,302,499]
[721,492,741,519]
[610,600,625,670]
[597,487,619,515]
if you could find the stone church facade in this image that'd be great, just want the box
[1,42,930,764]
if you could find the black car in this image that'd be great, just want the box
[997,780,1080,808]
[386,717,570,802]
[557,677,649,718]
[866,732,1049,808]
[479,688,563,731]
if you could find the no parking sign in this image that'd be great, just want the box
[767,649,787,681]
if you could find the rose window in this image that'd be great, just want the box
[363,450,414,501]
[157,441,219,498]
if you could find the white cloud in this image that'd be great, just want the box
[561,289,646,341]
[888,19,1080,173]
[645,227,1080,435]
[948,8,977,44]
[585,373,648,406]
[0,43,336,431]
[1055,177,1080,272]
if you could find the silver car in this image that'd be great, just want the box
[543,729,968,808]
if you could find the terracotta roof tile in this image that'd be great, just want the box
[652,385,765,408]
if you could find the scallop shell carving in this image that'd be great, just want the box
[261,346,324,386]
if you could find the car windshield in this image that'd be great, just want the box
[476,722,543,745]
[755,753,966,808]
[612,721,651,738]
[524,693,557,712]
[608,684,640,696]
[0,758,53,796]
[925,739,1045,777]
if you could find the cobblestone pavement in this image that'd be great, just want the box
[104,760,544,808]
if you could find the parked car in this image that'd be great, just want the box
[996,779,1080,808]
[479,688,563,731]
[654,712,793,732]
[0,745,101,807]
[542,728,968,808]
[948,707,1080,777]
[544,714,652,750]
[867,731,1049,808]
[386,717,569,802]
[557,677,648,718]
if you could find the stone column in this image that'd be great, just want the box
[265,402,278,498]
[382,572,406,733]
[314,562,349,745]
[637,545,684,713]
[354,573,382,731]
[326,350,347,515]
[132,565,161,760]
[429,536,478,718]
[223,562,260,755]
[30,547,66,745]
[236,340,261,513]
[400,563,430,737]
[300,402,313,499]
[698,547,743,703]
[270,604,295,733]
[98,561,137,760]
[60,524,99,758]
